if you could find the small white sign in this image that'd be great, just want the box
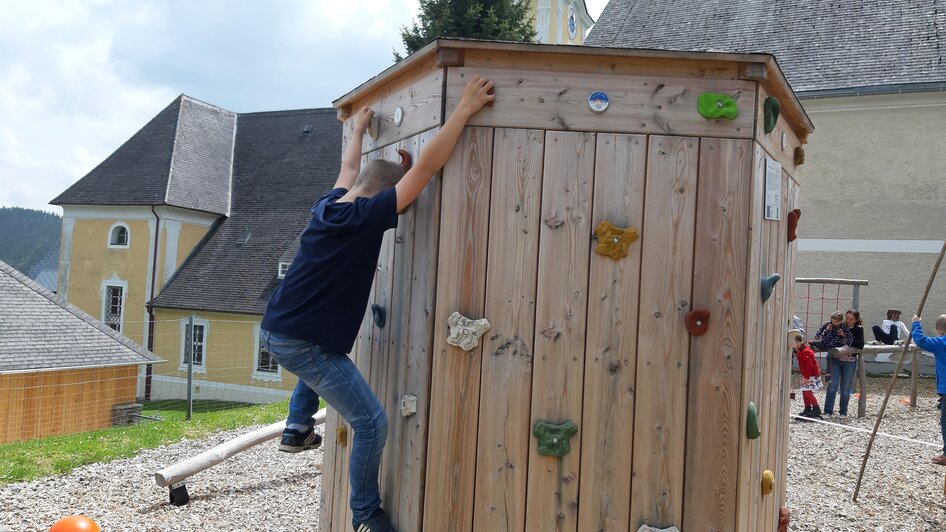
[764,156,782,220]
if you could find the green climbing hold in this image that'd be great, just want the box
[747,401,761,440]
[764,97,781,134]
[697,92,739,120]
[533,419,578,458]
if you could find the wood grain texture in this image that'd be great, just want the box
[446,67,754,139]
[735,144,768,532]
[524,131,596,532]
[777,179,801,508]
[682,138,753,532]
[577,133,646,532]
[630,135,699,530]
[424,127,494,532]
[395,128,442,532]
[472,129,544,532]
[320,407,340,531]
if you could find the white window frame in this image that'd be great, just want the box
[252,324,282,382]
[277,262,291,279]
[107,222,131,249]
[100,279,128,333]
[179,317,209,374]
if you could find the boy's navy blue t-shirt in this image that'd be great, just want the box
[261,187,398,354]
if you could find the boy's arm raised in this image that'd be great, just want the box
[334,107,374,190]
[395,76,494,212]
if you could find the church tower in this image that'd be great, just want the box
[529,0,595,44]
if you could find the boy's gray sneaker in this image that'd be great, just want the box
[355,508,395,532]
[278,426,322,453]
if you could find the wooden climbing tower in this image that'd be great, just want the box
[322,40,813,532]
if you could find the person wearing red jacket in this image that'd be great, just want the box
[794,334,823,420]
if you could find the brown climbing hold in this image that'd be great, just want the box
[336,425,348,446]
[794,146,805,166]
[398,149,412,171]
[778,506,790,532]
[787,208,801,243]
[685,309,711,336]
[594,220,640,260]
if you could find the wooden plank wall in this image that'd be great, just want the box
[524,131,595,532]
[0,366,138,444]
[424,127,494,532]
[683,138,752,531]
[472,128,544,532]
[577,133,647,531]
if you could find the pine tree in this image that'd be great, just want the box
[397,0,536,61]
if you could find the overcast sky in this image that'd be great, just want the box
[0,0,609,213]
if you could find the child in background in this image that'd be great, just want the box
[873,308,910,345]
[794,334,823,420]
[912,314,946,466]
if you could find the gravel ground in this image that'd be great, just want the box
[1,377,944,531]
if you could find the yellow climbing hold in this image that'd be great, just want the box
[762,469,775,495]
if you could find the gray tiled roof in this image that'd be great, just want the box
[586,0,946,93]
[149,108,341,315]
[26,246,60,293]
[51,95,235,215]
[0,260,160,373]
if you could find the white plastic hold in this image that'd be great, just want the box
[446,311,491,351]
[400,395,417,417]
[637,526,681,532]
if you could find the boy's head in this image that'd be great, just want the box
[353,159,405,197]
[887,308,902,321]
[829,311,844,324]
[936,314,946,335]
[793,334,806,348]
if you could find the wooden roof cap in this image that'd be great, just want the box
[333,39,814,139]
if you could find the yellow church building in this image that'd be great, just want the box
[528,0,594,44]
[52,95,341,403]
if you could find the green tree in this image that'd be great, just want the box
[397,0,536,60]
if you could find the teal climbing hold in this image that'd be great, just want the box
[697,92,739,120]
[747,401,761,440]
[533,420,578,458]
[764,97,781,134]
[761,273,781,303]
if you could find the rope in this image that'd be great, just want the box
[791,414,941,449]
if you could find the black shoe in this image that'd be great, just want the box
[799,406,812,417]
[807,405,823,420]
[278,426,322,453]
[355,508,395,532]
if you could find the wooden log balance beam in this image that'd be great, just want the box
[154,408,326,505]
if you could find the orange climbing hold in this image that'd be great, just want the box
[685,309,711,336]
[594,220,639,260]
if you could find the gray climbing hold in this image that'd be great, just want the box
[400,395,417,417]
[761,273,781,303]
[446,311,491,351]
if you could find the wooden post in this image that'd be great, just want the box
[911,345,920,409]
[853,240,946,501]
[857,355,867,418]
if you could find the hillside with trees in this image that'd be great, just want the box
[0,207,61,273]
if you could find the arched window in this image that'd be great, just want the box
[108,222,130,248]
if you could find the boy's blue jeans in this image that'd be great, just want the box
[261,329,388,526]
[824,358,857,415]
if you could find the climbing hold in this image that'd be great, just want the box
[794,146,805,166]
[393,106,404,126]
[594,220,640,260]
[697,92,739,120]
[787,208,801,243]
[762,469,775,495]
[398,149,412,172]
[636,526,681,532]
[747,401,761,439]
[371,304,386,328]
[778,506,791,532]
[764,97,781,134]
[400,394,417,417]
[685,309,711,336]
[337,425,348,446]
[446,311,491,351]
[366,115,379,140]
[533,419,578,458]
[761,273,782,303]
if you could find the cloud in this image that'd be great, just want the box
[0,0,418,212]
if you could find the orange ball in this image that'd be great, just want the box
[48,515,101,532]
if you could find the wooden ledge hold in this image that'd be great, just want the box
[435,48,465,67]
[685,309,711,336]
[446,311,491,351]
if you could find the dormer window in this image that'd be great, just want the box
[108,222,130,248]
[277,262,291,279]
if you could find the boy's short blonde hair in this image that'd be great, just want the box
[936,314,946,333]
[830,311,844,321]
[354,159,405,196]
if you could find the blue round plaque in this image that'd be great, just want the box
[588,91,610,113]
